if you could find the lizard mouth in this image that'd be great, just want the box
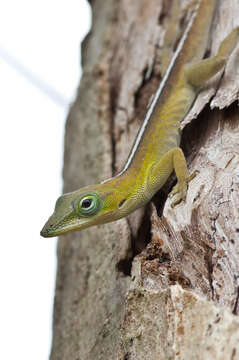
[40,225,58,238]
[40,221,83,238]
[40,213,91,238]
[40,222,63,238]
[40,214,79,238]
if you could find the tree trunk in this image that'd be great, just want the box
[50,1,239,359]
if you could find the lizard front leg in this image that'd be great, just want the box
[168,148,197,207]
[149,147,197,207]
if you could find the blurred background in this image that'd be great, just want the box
[0,1,90,358]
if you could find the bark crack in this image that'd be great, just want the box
[205,251,215,300]
[232,287,239,315]
[116,205,152,276]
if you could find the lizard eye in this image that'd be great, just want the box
[76,193,101,217]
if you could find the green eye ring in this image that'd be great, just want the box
[75,192,102,217]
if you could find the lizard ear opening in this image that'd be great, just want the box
[118,198,127,208]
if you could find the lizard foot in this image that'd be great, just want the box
[169,170,199,208]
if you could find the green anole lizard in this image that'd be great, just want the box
[41,0,239,238]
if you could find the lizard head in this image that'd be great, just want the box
[40,180,129,237]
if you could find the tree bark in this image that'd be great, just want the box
[50,1,239,359]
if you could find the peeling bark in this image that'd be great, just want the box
[50,1,239,359]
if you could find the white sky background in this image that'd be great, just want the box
[0,1,91,359]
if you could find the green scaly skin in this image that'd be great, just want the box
[41,0,239,237]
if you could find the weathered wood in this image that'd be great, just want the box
[50,1,239,359]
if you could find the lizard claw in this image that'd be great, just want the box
[169,170,199,208]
